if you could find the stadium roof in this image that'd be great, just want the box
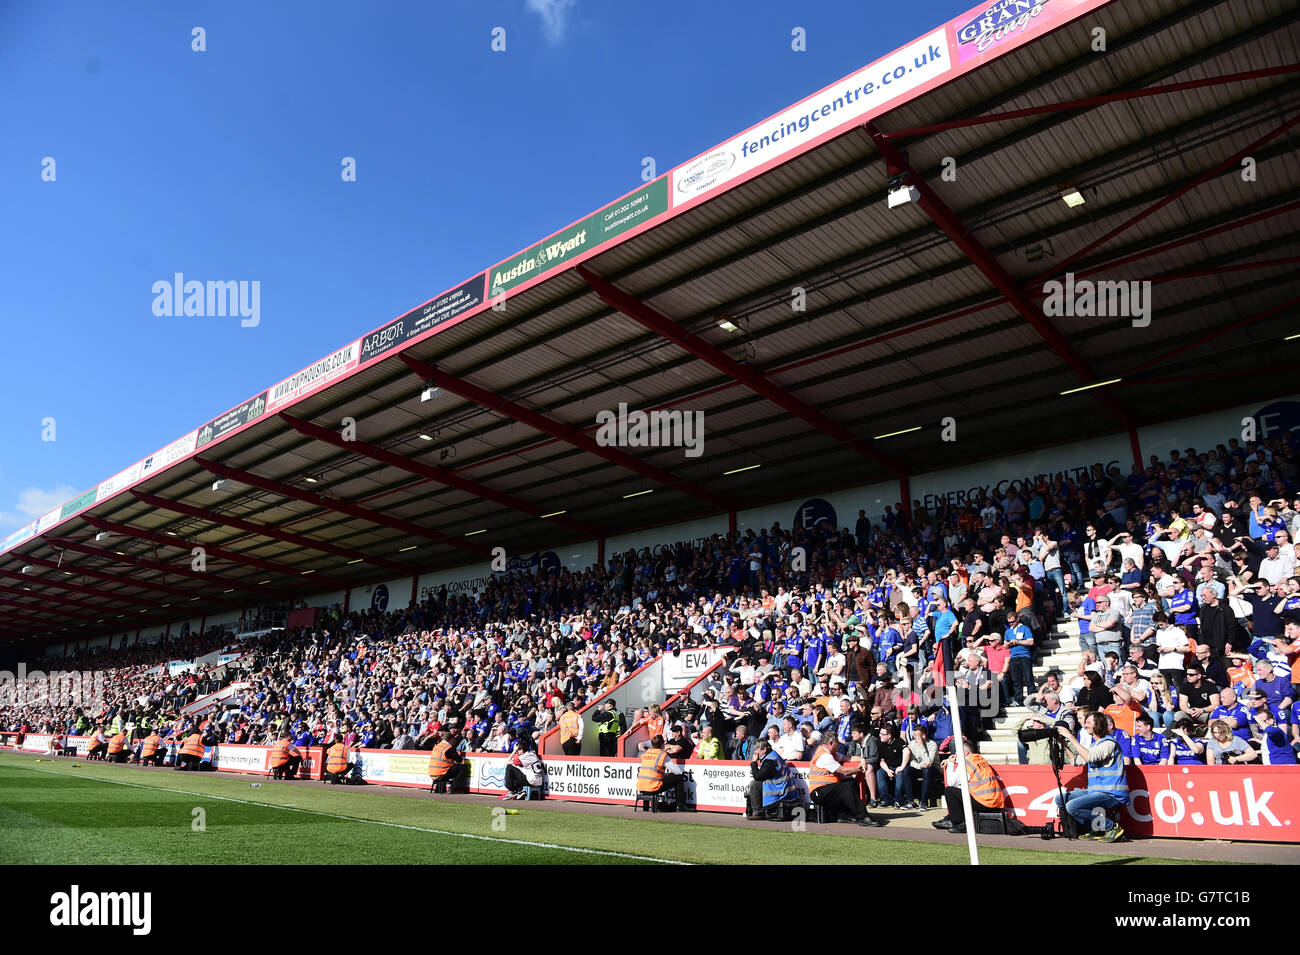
[4,0,1299,643]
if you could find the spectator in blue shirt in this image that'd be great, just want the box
[1166,715,1206,765]
[1168,578,1200,640]
[1125,713,1170,765]
[875,622,901,675]
[1003,610,1036,707]
[1075,592,1098,658]
[1250,659,1294,727]
[931,597,959,660]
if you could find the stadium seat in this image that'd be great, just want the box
[812,802,837,825]
[634,790,669,813]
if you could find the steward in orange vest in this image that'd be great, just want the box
[270,736,302,780]
[427,731,469,794]
[175,732,206,771]
[634,735,688,810]
[106,732,128,763]
[323,741,353,783]
[559,704,583,756]
[139,732,164,767]
[934,737,1007,834]
[86,727,108,761]
[809,729,882,826]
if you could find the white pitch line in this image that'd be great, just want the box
[7,761,691,865]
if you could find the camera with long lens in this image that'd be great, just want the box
[1017,720,1074,771]
[1015,717,1080,838]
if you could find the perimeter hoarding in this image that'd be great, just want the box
[96,463,142,501]
[59,488,98,520]
[3,735,1292,842]
[352,756,1300,842]
[0,737,319,777]
[140,430,198,479]
[0,0,1122,558]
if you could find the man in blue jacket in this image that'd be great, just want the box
[746,739,804,821]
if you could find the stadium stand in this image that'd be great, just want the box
[5,429,1299,780]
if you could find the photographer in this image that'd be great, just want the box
[1054,711,1130,843]
[1205,719,1256,765]
[504,738,546,799]
[1016,691,1070,765]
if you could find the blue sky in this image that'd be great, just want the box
[0,0,964,535]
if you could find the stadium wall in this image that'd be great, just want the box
[604,515,730,557]
[737,395,1300,534]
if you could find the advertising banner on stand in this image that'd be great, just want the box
[267,341,360,411]
[5,734,1292,843]
[488,179,668,297]
[196,391,268,450]
[359,273,487,365]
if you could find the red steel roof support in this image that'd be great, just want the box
[575,265,906,477]
[1031,113,1300,285]
[398,355,736,513]
[22,551,241,607]
[0,584,131,618]
[1124,293,1300,375]
[44,537,285,602]
[130,489,415,575]
[878,65,1300,139]
[278,413,605,540]
[867,122,1141,469]
[0,595,101,624]
[196,457,492,558]
[0,607,69,632]
[81,516,352,590]
[0,569,158,609]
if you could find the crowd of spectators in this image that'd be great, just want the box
[3,430,1298,777]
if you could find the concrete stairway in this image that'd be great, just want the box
[978,618,1083,765]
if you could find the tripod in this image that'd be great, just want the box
[1037,737,1077,840]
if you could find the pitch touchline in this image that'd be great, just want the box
[9,762,691,865]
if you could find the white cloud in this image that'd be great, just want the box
[0,484,79,534]
[525,0,577,45]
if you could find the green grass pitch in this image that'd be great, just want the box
[0,751,1193,865]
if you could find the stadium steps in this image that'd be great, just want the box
[980,618,1083,765]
